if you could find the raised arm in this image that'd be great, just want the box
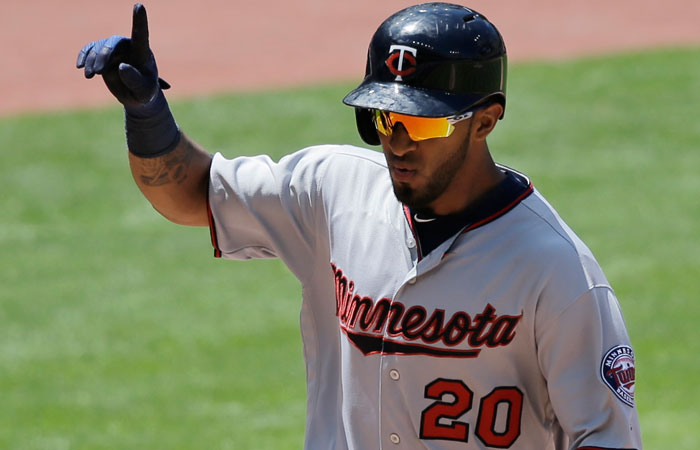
[77,3,211,226]
[128,134,211,226]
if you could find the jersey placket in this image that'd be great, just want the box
[377,227,463,448]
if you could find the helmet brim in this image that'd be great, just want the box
[342,80,492,118]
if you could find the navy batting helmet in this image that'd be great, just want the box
[343,3,507,145]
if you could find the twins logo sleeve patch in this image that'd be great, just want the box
[600,345,636,407]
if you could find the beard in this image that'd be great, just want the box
[390,139,470,211]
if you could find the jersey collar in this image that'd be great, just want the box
[403,166,534,259]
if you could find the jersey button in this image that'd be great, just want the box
[406,237,416,248]
[408,278,416,285]
[390,433,400,444]
[389,369,400,380]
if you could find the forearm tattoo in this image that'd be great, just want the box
[137,139,194,186]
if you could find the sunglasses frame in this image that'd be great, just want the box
[372,109,474,141]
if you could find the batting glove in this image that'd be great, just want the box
[76,4,169,107]
[76,4,180,157]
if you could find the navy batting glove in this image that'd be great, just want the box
[77,4,179,157]
[76,4,169,108]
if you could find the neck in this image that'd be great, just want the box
[428,142,505,216]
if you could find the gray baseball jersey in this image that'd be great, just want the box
[207,145,642,449]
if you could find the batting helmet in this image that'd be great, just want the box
[343,2,507,145]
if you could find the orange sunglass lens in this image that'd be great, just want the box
[374,111,454,141]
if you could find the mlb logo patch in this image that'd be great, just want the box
[601,345,636,407]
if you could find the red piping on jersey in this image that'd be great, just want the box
[403,205,424,262]
[460,183,534,235]
[207,191,222,258]
[402,182,534,260]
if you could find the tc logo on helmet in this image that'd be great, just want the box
[385,45,417,81]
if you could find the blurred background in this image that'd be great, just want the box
[1,1,699,449]
[2,0,699,116]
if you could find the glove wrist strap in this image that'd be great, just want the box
[124,90,181,158]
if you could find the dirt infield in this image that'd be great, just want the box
[2,0,699,116]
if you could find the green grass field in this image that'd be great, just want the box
[1,47,698,449]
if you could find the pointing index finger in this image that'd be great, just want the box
[131,3,150,60]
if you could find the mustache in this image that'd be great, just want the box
[386,153,418,165]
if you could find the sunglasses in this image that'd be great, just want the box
[372,109,474,141]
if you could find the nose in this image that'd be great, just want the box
[387,122,417,157]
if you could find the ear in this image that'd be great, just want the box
[472,103,504,141]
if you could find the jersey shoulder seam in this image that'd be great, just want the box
[311,145,388,201]
[327,145,388,168]
[517,195,612,295]
[518,199,580,255]
[549,284,616,325]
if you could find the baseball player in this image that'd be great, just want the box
[77,3,642,449]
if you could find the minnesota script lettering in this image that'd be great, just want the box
[331,263,523,357]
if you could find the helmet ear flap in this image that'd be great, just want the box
[355,108,380,146]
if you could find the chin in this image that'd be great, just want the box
[392,183,431,210]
